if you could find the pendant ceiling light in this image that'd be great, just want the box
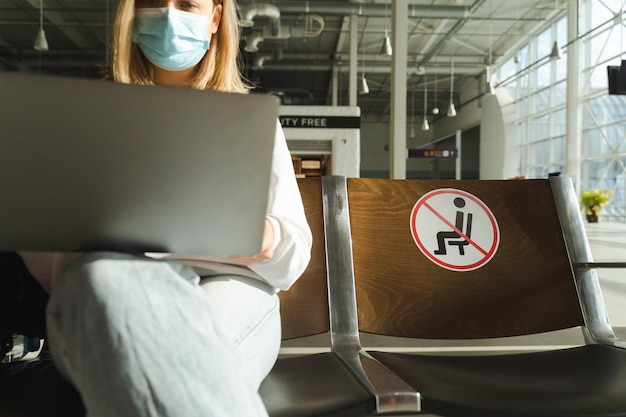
[410,89,416,138]
[550,40,563,60]
[432,73,440,115]
[359,75,370,95]
[381,31,392,56]
[359,25,369,95]
[33,0,49,52]
[380,3,392,56]
[549,0,562,60]
[514,0,521,63]
[486,66,496,95]
[487,1,495,95]
[447,60,457,117]
[421,74,430,131]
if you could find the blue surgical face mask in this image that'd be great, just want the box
[132,7,211,71]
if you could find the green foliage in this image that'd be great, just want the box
[580,189,613,217]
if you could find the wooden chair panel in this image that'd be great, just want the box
[347,178,583,339]
[278,177,329,340]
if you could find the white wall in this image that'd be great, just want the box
[280,105,361,177]
[281,77,514,179]
[479,87,520,179]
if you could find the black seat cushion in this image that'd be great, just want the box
[260,352,375,417]
[1,352,375,417]
[370,344,626,417]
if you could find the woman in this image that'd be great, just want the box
[18,0,312,416]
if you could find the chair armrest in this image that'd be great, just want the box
[321,175,420,414]
[334,348,421,414]
[574,262,626,270]
[571,261,626,347]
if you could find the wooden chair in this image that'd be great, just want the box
[326,175,626,417]
[259,176,375,417]
[259,176,419,416]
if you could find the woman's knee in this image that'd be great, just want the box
[55,252,136,300]
[48,252,165,324]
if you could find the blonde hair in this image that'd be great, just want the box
[111,0,249,93]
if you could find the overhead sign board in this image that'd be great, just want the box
[279,116,360,129]
[407,149,458,159]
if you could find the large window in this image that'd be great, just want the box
[496,0,626,222]
[581,0,626,221]
[497,16,568,183]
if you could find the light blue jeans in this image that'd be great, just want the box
[46,252,281,417]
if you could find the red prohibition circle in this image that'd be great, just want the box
[410,188,500,271]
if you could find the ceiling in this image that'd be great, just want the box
[0,0,566,122]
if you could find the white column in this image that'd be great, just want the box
[349,14,358,107]
[390,0,408,179]
[565,0,582,191]
[332,64,338,106]
[455,130,462,179]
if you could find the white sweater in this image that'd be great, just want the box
[20,121,312,293]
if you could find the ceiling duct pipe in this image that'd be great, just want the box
[261,2,469,19]
[268,89,315,105]
[244,33,264,53]
[258,63,482,75]
[252,49,283,70]
[240,3,282,37]
[252,53,273,70]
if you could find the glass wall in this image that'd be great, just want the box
[580,0,626,221]
[497,0,626,222]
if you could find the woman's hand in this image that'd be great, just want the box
[229,219,275,266]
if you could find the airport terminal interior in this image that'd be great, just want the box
[1,0,626,414]
[1,0,625,218]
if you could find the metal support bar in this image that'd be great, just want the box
[322,175,421,414]
[549,175,619,345]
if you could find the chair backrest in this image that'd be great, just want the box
[278,177,329,340]
[345,177,586,340]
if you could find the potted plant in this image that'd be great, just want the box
[580,189,613,223]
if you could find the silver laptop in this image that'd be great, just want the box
[0,71,278,256]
